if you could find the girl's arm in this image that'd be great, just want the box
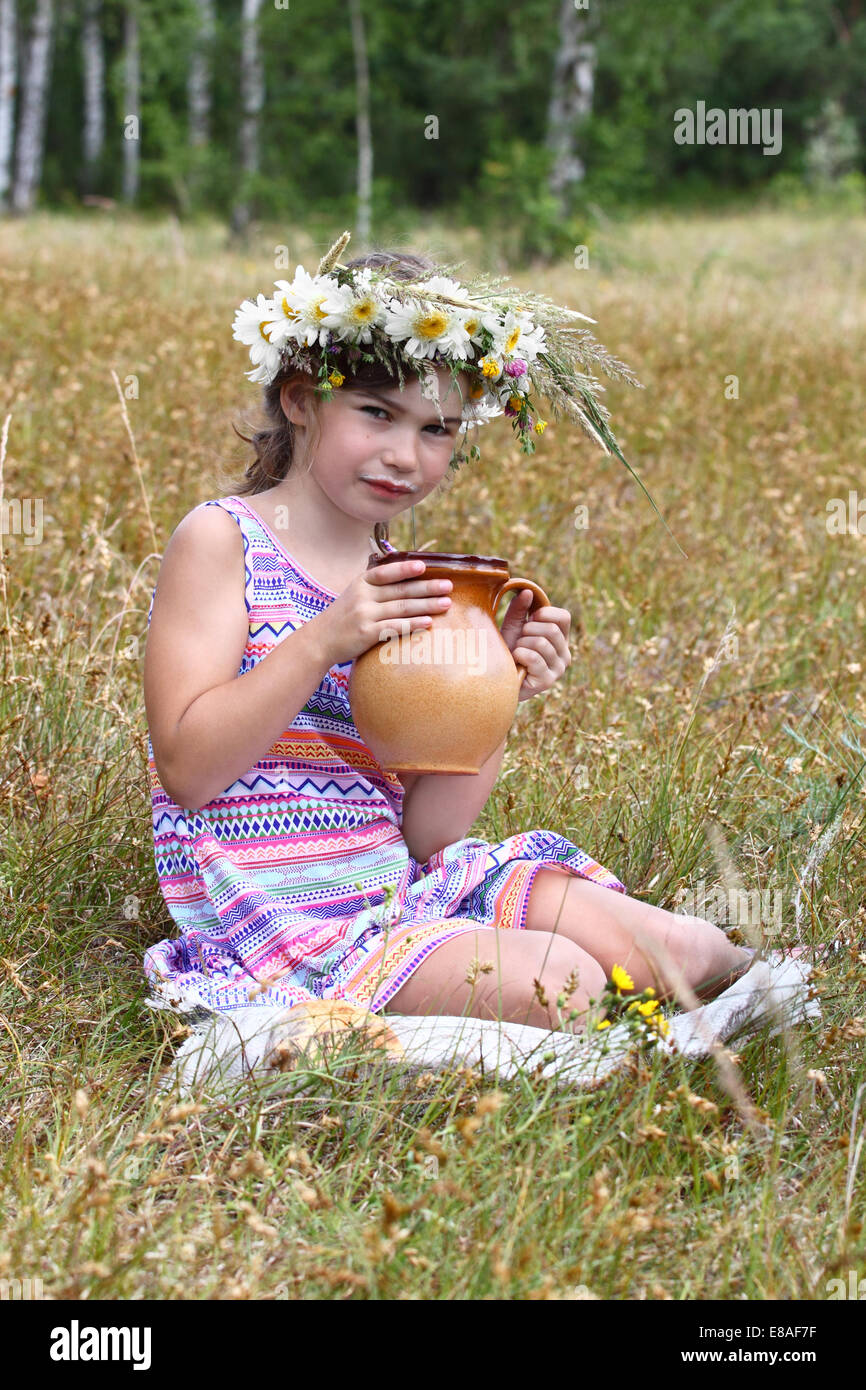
[399,734,508,867]
[144,506,338,811]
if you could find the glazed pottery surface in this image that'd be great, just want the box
[348,551,551,774]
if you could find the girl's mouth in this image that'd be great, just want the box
[362,478,413,498]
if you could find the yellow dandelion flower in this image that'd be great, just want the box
[328,370,345,387]
[596,1019,612,1030]
[654,1016,671,1037]
[534,419,547,434]
[611,964,634,994]
[638,999,660,1017]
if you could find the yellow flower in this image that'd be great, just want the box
[611,964,634,994]
[470,381,486,400]
[508,395,523,411]
[638,999,660,1017]
[480,356,502,378]
[654,1015,671,1037]
[644,987,656,998]
[414,309,450,339]
[596,1018,612,1030]
[328,370,345,387]
[534,419,547,434]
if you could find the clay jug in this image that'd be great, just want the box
[348,551,551,775]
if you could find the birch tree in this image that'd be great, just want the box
[122,1,140,203]
[11,0,54,214]
[188,0,215,148]
[348,0,372,246]
[0,0,16,212]
[546,0,596,213]
[82,0,105,193]
[232,0,263,236]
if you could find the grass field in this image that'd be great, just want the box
[0,206,864,1300]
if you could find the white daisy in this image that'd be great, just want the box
[383,295,470,360]
[319,274,386,343]
[269,266,335,349]
[414,274,471,304]
[232,293,283,381]
[484,310,547,364]
[461,395,505,426]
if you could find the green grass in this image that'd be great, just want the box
[0,206,864,1300]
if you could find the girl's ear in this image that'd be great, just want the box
[279,379,309,427]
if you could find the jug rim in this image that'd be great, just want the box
[367,549,511,571]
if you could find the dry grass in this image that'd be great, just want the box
[0,207,864,1300]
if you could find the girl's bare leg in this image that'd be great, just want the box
[523,869,753,1000]
[383,927,608,1033]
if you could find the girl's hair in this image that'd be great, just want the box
[226,249,442,549]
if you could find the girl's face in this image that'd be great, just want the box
[281,366,467,524]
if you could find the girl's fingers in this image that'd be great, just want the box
[512,633,561,667]
[519,620,570,656]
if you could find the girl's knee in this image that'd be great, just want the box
[522,933,607,1021]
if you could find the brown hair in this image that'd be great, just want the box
[225,249,446,548]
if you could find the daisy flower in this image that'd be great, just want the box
[232,293,283,382]
[270,266,334,349]
[383,296,472,360]
[319,268,386,343]
[486,310,547,365]
[461,396,505,426]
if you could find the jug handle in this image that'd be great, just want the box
[493,578,551,671]
[494,577,551,614]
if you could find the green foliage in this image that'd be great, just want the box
[23,0,866,235]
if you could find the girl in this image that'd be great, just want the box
[142,243,754,1036]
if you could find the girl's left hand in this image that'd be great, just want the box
[499,591,573,702]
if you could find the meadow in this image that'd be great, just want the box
[0,206,864,1300]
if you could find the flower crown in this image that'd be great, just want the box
[232,230,644,477]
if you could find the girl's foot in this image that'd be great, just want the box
[692,946,758,1004]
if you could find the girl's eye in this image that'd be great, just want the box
[425,424,448,436]
[361,405,389,420]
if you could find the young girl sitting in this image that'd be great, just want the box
[142,237,754,1037]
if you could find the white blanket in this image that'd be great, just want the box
[147,951,820,1098]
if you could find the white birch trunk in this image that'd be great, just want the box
[81,0,104,189]
[122,1,139,203]
[546,0,596,209]
[11,0,54,214]
[0,0,16,211]
[348,0,372,247]
[232,0,263,235]
[188,0,215,148]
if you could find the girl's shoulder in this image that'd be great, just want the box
[158,497,248,582]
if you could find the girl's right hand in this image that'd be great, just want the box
[317,559,453,664]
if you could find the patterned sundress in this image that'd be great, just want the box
[143,494,628,1017]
